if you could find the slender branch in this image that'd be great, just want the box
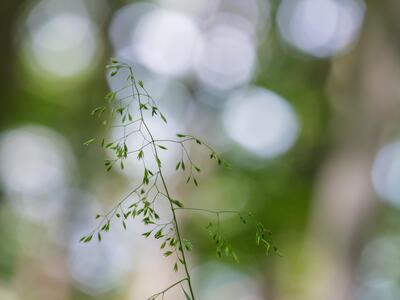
[146,278,188,300]
[128,67,196,299]
[82,60,277,300]
[86,172,160,237]
[155,138,219,157]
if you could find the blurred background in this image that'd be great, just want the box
[0,0,399,299]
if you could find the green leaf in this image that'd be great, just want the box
[173,262,178,272]
[183,239,193,251]
[116,107,124,115]
[84,138,96,146]
[105,91,116,101]
[91,106,106,116]
[142,231,152,238]
[143,168,149,184]
[156,157,161,168]
[171,199,184,208]
[160,113,167,123]
[176,133,186,138]
[83,235,93,243]
[151,106,158,116]
[232,251,239,262]
[239,215,247,224]
[154,229,163,239]
[164,251,173,257]
[137,150,144,160]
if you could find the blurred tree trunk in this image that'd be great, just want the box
[0,1,23,127]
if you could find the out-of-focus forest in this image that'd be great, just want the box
[0,0,400,299]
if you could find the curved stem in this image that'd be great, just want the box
[146,278,188,300]
[129,67,196,300]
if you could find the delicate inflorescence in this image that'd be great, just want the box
[81,59,277,300]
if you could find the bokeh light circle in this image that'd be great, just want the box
[132,9,202,76]
[109,2,156,62]
[0,125,74,221]
[222,87,299,158]
[195,24,256,90]
[23,0,101,78]
[277,0,365,58]
[372,141,400,207]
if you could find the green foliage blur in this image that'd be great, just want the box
[0,0,399,299]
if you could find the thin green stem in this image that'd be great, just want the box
[146,278,188,300]
[129,67,196,300]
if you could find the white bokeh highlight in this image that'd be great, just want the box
[217,0,271,38]
[372,141,400,207]
[24,0,100,77]
[222,87,299,158]
[277,0,365,58]
[133,9,202,76]
[195,24,256,90]
[0,125,74,221]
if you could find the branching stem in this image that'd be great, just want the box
[146,278,188,300]
[82,60,276,300]
[128,67,196,299]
